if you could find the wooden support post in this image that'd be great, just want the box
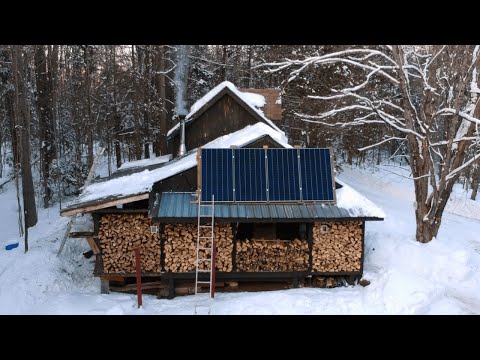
[360,221,366,277]
[211,237,216,299]
[307,223,313,273]
[168,277,175,299]
[293,275,299,288]
[135,247,142,308]
[100,279,110,294]
[231,222,237,272]
[86,237,100,254]
[196,147,201,203]
[160,224,165,271]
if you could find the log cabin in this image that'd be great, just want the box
[60,81,384,297]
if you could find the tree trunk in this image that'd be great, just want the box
[471,165,480,200]
[143,46,151,159]
[221,46,227,81]
[34,45,57,208]
[111,46,122,169]
[12,45,37,234]
[47,45,58,204]
[131,45,142,160]
[247,45,253,88]
[85,46,94,169]
[154,45,168,156]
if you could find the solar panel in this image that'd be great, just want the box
[201,148,234,202]
[234,148,268,202]
[299,148,334,201]
[267,148,301,201]
[200,147,335,203]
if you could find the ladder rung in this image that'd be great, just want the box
[198,225,212,228]
[198,236,213,239]
[197,269,211,273]
[196,281,211,284]
[198,247,212,250]
[197,258,211,261]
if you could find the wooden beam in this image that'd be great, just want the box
[110,281,168,292]
[135,247,143,308]
[196,147,201,203]
[69,231,95,238]
[60,193,149,217]
[86,237,100,255]
[329,146,337,205]
[100,279,110,294]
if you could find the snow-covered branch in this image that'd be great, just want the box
[358,136,406,152]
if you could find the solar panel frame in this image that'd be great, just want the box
[299,148,334,202]
[200,147,335,203]
[201,148,234,202]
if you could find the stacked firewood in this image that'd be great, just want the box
[99,214,161,273]
[312,222,362,272]
[236,239,309,272]
[163,223,233,272]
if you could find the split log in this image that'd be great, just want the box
[163,223,233,272]
[235,238,309,272]
[312,221,362,272]
[99,214,161,273]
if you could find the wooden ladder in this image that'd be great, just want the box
[195,194,216,298]
[57,147,105,256]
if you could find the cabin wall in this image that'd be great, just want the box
[170,94,262,153]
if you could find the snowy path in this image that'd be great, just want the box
[1,166,480,314]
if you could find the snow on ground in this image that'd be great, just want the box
[1,165,480,314]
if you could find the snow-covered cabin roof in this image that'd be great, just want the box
[167,81,283,138]
[153,188,384,222]
[335,179,385,218]
[109,154,173,179]
[61,123,291,216]
[116,154,172,172]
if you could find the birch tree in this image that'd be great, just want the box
[263,45,480,243]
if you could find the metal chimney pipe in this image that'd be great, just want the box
[178,114,187,157]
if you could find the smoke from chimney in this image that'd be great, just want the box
[174,45,190,116]
[174,45,190,158]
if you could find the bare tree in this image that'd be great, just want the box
[34,45,58,207]
[12,45,38,251]
[154,45,168,156]
[471,164,480,200]
[263,45,480,243]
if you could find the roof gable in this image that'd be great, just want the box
[167,81,283,138]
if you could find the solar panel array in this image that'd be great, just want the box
[201,148,334,203]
